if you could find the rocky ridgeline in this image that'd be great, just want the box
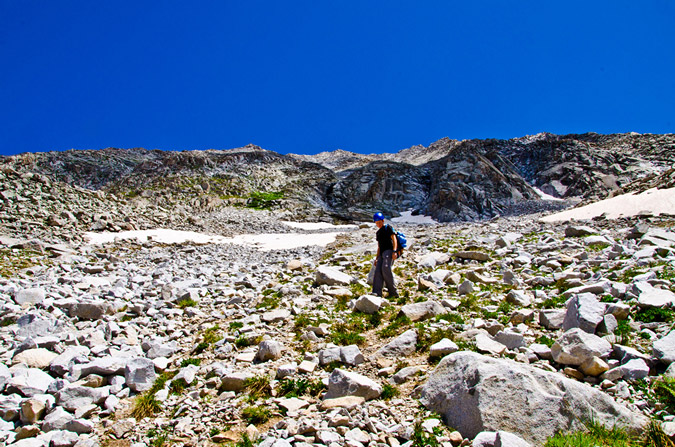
[3,132,674,224]
[1,191,675,447]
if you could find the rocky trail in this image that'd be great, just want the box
[2,190,675,446]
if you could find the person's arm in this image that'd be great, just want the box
[391,234,398,259]
[374,247,380,265]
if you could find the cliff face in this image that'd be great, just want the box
[2,132,673,223]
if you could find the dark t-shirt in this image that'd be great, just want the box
[376,225,395,252]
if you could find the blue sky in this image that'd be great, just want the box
[1,1,674,156]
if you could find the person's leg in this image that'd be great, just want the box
[372,256,383,297]
[380,250,398,297]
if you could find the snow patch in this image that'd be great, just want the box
[541,187,675,222]
[282,221,358,230]
[532,187,564,202]
[84,228,345,251]
[391,211,437,225]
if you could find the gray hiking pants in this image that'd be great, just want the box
[373,250,397,297]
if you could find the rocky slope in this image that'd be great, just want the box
[4,132,673,224]
[1,171,675,446]
[1,133,675,446]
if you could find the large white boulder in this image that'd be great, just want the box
[562,293,605,333]
[551,328,612,366]
[420,352,646,445]
[315,266,353,286]
[324,369,382,401]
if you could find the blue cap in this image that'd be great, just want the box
[373,212,384,222]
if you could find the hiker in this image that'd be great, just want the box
[372,212,398,298]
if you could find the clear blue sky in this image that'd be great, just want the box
[1,1,674,156]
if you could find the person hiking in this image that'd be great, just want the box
[372,212,398,298]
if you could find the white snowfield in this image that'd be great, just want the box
[391,210,437,224]
[541,187,675,222]
[84,228,346,251]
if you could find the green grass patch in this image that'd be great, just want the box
[0,248,49,278]
[536,335,556,348]
[653,377,675,414]
[241,405,272,425]
[436,312,465,324]
[416,324,456,353]
[538,294,568,309]
[381,383,400,400]
[543,418,672,447]
[131,392,162,419]
[378,314,412,339]
[246,191,284,210]
[635,307,674,323]
[614,320,635,346]
[180,358,201,367]
[235,334,263,348]
[229,321,244,330]
[177,298,197,308]
[244,375,272,400]
[278,378,326,398]
[330,322,366,346]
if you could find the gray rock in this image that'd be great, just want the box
[353,295,383,314]
[473,431,498,447]
[49,347,90,377]
[315,266,353,286]
[68,300,112,320]
[565,225,598,237]
[256,340,283,362]
[392,366,424,384]
[376,329,417,357]
[633,281,675,308]
[145,340,178,359]
[220,371,254,392]
[495,233,523,248]
[563,293,606,333]
[72,357,129,379]
[174,364,199,385]
[319,347,342,366]
[494,330,525,350]
[0,363,10,392]
[7,368,55,397]
[454,251,490,262]
[17,314,59,338]
[340,345,365,366]
[41,406,74,432]
[125,358,157,392]
[64,418,94,434]
[324,368,382,400]
[56,385,109,411]
[458,280,474,295]
[602,359,650,381]
[496,431,533,447]
[261,309,291,323]
[429,339,459,357]
[653,330,675,364]
[48,430,80,447]
[420,352,646,445]
[0,393,22,422]
[399,301,445,322]
[12,348,58,369]
[418,252,451,268]
[9,438,48,447]
[275,363,297,380]
[14,288,46,306]
[597,314,618,335]
[613,344,651,364]
[475,334,507,356]
[539,309,566,330]
[551,328,612,366]
[505,290,531,307]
